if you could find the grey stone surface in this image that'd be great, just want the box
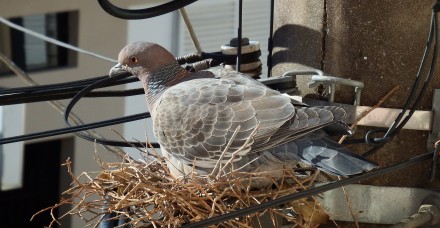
[271,0,325,96]
[271,1,440,225]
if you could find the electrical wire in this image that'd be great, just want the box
[267,0,275,77]
[97,0,198,20]
[0,74,140,105]
[0,88,144,106]
[367,7,438,146]
[0,50,260,106]
[0,49,261,145]
[63,72,152,147]
[236,0,243,71]
[0,75,108,95]
[0,17,117,63]
[0,112,152,145]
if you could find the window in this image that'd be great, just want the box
[0,11,78,74]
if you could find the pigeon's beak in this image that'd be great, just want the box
[109,63,127,77]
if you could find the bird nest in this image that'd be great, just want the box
[34,149,329,227]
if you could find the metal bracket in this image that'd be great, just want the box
[272,70,433,132]
[309,75,364,106]
[282,72,364,133]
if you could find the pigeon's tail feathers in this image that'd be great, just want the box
[274,131,377,176]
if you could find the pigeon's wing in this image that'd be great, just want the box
[153,71,346,170]
[153,73,294,169]
[248,105,348,153]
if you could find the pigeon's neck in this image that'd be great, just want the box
[145,62,188,110]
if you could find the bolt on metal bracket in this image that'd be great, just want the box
[309,75,364,106]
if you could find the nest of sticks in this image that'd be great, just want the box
[34,146,329,228]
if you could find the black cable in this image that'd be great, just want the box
[341,8,438,151]
[0,79,141,106]
[0,64,293,146]
[183,151,433,227]
[0,112,152,145]
[97,0,198,20]
[0,75,108,95]
[368,9,438,145]
[0,73,138,105]
[64,72,160,148]
[0,88,144,106]
[394,14,438,133]
[202,51,261,65]
[0,51,260,106]
[236,0,243,71]
[267,0,275,77]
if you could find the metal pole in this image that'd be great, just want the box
[236,0,243,72]
[267,0,275,77]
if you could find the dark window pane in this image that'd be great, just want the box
[0,11,78,75]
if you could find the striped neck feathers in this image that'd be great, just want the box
[145,62,188,105]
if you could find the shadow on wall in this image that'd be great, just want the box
[271,23,350,78]
[271,24,324,71]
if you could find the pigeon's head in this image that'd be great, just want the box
[109,42,176,79]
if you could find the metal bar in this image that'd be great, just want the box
[236,0,243,72]
[267,0,275,77]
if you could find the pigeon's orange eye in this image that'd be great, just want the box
[130,56,138,63]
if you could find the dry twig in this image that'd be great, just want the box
[35,153,327,227]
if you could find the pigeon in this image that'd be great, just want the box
[109,42,377,187]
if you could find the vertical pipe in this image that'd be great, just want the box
[267,0,275,77]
